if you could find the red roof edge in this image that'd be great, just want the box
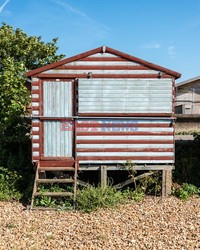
[25,45,181,79]
[25,46,102,77]
[106,46,181,79]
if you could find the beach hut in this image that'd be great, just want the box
[26,46,181,208]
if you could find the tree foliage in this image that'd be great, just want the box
[0,23,64,171]
[0,22,64,126]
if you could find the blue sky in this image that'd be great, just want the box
[0,0,200,82]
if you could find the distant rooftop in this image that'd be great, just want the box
[176,75,200,87]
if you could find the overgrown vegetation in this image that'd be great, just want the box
[0,167,21,201]
[0,23,64,202]
[173,183,200,201]
[34,185,145,212]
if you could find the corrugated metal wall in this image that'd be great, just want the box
[32,50,176,165]
[78,79,172,114]
[76,119,174,164]
[43,81,72,117]
[43,81,72,157]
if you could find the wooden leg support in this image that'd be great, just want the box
[100,165,107,188]
[162,170,172,197]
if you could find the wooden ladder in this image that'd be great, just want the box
[30,161,78,210]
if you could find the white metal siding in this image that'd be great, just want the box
[43,81,72,117]
[76,119,174,164]
[78,79,173,113]
[44,121,72,157]
[43,81,72,157]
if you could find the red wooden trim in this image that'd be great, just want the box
[39,80,42,116]
[106,47,181,78]
[41,157,74,161]
[79,57,126,61]
[33,147,39,151]
[32,90,39,94]
[39,117,73,121]
[71,81,75,160]
[172,78,175,114]
[40,78,75,82]
[32,106,39,111]
[40,81,44,157]
[76,148,174,152]
[36,73,173,79]
[77,156,174,161]
[78,113,173,117]
[77,140,173,144]
[26,46,181,79]
[26,47,103,77]
[41,122,44,157]
[32,157,40,161]
[77,131,173,136]
[40,160,74,167]
[77,123,172,128]
[32,131,39,135]
[40,121,44,158]
[32,98,39,102]
[173,122,175,163]
[74,119,77,160]
[56,65,150,70]
[32,139,40,143]
[32,82,39,86]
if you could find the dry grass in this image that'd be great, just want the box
[0,197,199,250]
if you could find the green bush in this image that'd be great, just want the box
[0,167,22,201]
[76,186,145,213]
[173,183,200,201]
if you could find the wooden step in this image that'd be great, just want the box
[38,167,75,172]
[37,179,74,184]
[31,207,59,211]
[35,192,73,197]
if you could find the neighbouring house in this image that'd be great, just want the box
[176,76,200,114]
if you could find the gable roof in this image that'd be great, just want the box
[176,75,200,87]
[26,46,181,79]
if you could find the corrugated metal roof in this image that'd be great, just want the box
[176,75,200,87]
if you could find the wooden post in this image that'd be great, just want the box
[100,165,107,188]
[162,170,172,197]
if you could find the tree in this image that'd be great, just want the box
[0,22,64,126]
[0,23,65,170]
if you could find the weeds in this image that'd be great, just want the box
[76,185,145,213]
[173,183,200,201]
[0,167,21,201]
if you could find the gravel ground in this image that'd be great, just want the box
[0,197,199,250]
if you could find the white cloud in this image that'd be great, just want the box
[141,42,161,49]
[0,0,10,13]
[168,46,176,59]
[51,0,91,21]
[50,0,110,39]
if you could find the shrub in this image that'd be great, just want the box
[173,183,200,201]
[75,186,145,213]
[0,167,22,201]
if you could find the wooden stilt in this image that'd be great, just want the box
[162,170,172,197]
[73,161,78,209]
[101,165,107,188]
